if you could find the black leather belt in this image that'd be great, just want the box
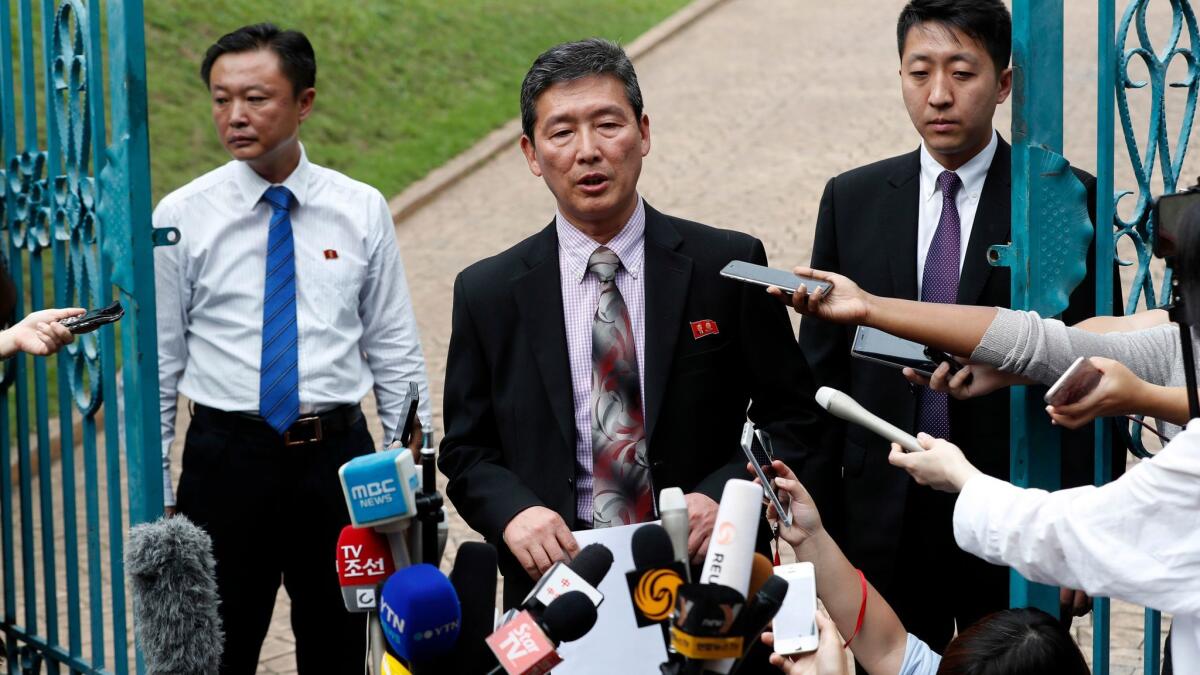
[194,403,363,446]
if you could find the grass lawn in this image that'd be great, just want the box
[145,0,693,202]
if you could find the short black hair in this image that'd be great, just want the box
[200,23,316,95]
[519,38,643,142]
[937,608,1090,675]
[897,0,1011,72]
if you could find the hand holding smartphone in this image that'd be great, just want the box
[772,562,819,654]
[58,301,124,334]
[719,260,833,295]
[1044,357,1102,407]
[740,423,791,527]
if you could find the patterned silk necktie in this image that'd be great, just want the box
[917,171,963,439]
[259,185,300,435]
[588,246,653,528]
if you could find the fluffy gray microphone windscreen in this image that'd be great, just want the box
[126,516,223,674]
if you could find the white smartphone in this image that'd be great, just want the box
[719,260,833,295]
[772,562,819,655]
[1044,357,1102,407]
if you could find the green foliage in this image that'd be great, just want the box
[145,0,690,201]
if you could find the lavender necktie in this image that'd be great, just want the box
[917,171,962,438]
[588,246,653,528]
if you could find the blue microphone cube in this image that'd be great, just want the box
[379,564,462,662]
[339,448,420,528]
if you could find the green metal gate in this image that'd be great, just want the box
[0,0,161,673]
[1006,0,1196,673]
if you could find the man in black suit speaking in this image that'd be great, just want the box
[799,0,1115,653]
[439,38,826,609]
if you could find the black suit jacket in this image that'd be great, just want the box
[798,139,1120,591]
[440,203,826,605]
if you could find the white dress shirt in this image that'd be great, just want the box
[154,145,433,506]
[916,130,998,296]
[557,197,646,522]
[954,420,1200,669]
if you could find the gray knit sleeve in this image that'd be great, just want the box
[970,308,1179,387]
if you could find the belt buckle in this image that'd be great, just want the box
[284,416,323,446]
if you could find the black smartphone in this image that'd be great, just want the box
[58,301,124,334]
[851,326,941,376]
[923,346,964,375]
[1153,189,1200,258]
[719,260,833,295]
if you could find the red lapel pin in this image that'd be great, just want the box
[323,249,339,260]
[690,319,719,339]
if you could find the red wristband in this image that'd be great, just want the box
[843,568,867,649]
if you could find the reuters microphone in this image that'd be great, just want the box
[335,525,395,612]
[815,386,924,453]
[659,487,691,581]
[379,564,462,671]
[486,590,599,675]
[520,542,612,614]
[699,479,762,674]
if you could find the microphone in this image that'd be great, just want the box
[378,564,462,667]
[627,524,687,627]
[669,583,747,668]
[486,590,599,674]
[659,487,691,581]
[423,541,500,673]
[381,651,412,675]
[520,542,613,613]
[815,386,924,453]
[698,480,763,674]
[745,553,773,601]
[125,515,223,675]
[339,447,421,567]
[335,525,396,612]
[728,575,789,675]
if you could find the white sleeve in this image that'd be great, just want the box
[154,202,188,507]
[953,432,1200,616]
[357,192,433,443]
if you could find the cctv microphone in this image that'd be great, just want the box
[126,515,223,675]
[521,542,613,613]
[699,479,763,674]
[339,447,421,567]
[335,525,395,612]
[424,541,501,674]
[659,487,691,581]
[816,386,925,453]
[728,575,790,675]
[669,582,747,671]
[486,590,599,675]
[378,564,462,669]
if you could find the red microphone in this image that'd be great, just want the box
[335,525,395,612]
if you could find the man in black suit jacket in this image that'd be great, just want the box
[439,39,826,614]
[799,0,1117,652]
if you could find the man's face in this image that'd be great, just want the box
[520,74,651,235]
[899,23,1011,169]
[209,49,314,165]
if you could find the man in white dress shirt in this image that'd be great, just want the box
[153,23,432,673]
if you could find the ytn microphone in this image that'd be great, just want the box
[486,590,599,675]
[378,564,462,666]
[126,515,223,675]
[423,541,500,673]
[335,525,395,612]
[815,386,925,453]
[659,487,691,581]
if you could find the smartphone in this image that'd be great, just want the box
[57,301,124,334]
[772,562,819,655]
[740,423,791,527]
[851,326,941,376]
[719,260,833,295]
[1152,189,1200,258]
[1044,357,1102,407]
[922,346,964,376]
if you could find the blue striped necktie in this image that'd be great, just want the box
[259,185,300,435]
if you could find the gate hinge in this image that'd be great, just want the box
[152,227,180,247]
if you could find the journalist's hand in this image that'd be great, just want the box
[752,460,822,549]
[903,361,1017,400]
[502,506,580,580]
[888,433,981,493]
[0,307,84,358]
[763,612,848,675]
[686,493,719,563]
[1045,357,1144,429]
[766,267,870,325]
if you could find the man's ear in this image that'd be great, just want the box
[996,67,1013,104]
[519,135,543,178]
[297,87,316,122]
[639,113,651,157]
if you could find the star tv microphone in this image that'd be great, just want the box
[126,516,223,675]
[728,575,789,675]
[378,564,462,669]
[659,487,691,581]
[815,386,924,453]
[335,525,395,612]
[423,541,500,673]
[699,479,763,674]
[486,590,599,675]
[520,542,613,613]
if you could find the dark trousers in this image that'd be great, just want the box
[177,404,373,675]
